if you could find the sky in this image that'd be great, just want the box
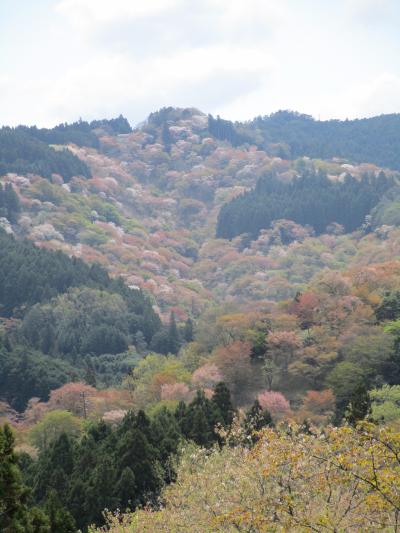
[1,0,400,127]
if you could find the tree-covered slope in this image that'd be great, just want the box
[216,170,396,239]
[0,115,131,181]
[0,230,161,409]
[246,111,400,169]
[3,107,400,533]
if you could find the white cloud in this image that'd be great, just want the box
[347,74,400,117]
[55,0,181,32]
[1,0,400,126]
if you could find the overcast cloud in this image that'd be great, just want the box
[1,0,400,126]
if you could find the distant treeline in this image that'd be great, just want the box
[205,110,400,170]
[250,111,400,170]
[208,115,252,147]
[217,171,395,239]
[0,115,131,181]
[22,114,132,147]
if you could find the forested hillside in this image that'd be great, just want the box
[0,230,161,411]
[3,107,400,531]
[217,170,396,239]
[250,111,400,170]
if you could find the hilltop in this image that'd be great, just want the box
[2,107,400,320]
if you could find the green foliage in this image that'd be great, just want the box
[0,344,78,411]
[29,411,82,451]
[326,362,366,420]
[21,382,237,531]
[0,127,91,180]
[377,292,400,321]
[217,170,394,239]
[26,411,167,531]
[370,384,400,423]
[0,230,161,409]
[0,424,53,533]
[244,399,273,443]
[150,313,182,355]
[212,382,234,427]
[344,384,372,426]
[0,229,109,316]
[22,288,129,359]
[177,388,233,447]
[208,114,251,146]
[44,490,76,533]
[0,183,20,223]
[251,110,400,170]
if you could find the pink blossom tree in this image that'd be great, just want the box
[257,390,291,420]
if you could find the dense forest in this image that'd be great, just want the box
[2,384,272,532]
[251,111,400,170]
[206,111,400,170]
[0,128,91,181]
[21,115,132,148]
[3,107,400,533]
[0,115,131,181]
[217,170,395,239]
[0,230,161,410]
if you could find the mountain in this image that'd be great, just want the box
[249,110,400,170]
[2,107,400,318]
[3,107,400,531]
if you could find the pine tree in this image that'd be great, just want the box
[345,384,372,426]
[117,428,161,500]
[183,390,217,447]
[183,318,194,343]
[115,467,136,510]
[3,183,20,223]
[244,400,273,444]
[67,479,86,531]
[0,424,49,532]
[44,490,76,533]
[212,382,234,427]
[85,456,118,526]
[134,330,147,354]
[167,312,181,355]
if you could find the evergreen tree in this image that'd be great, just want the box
[161,123,172,154]
[115,467,136,510]
[181,390,218,447]
[244,400,273,443]
[345,384,372,426]
[117,428,161,499]
[134,330,147,354]
[167,312,181,355]
[84,357,97,387]
[0,424,49,533]
[217,171,393,240]
[174,400,187,428]
[150,407,181,471]
[85,456,118,526]
[212,382,234,427]
[183,318,194,343]
[44,490,76,533]
[67,479,86,531]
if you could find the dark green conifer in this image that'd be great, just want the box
[345,384,372,426]
[115,467,136,510]
[44,490,76,533]
[167,312,181,355]
[212,382,234,427]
